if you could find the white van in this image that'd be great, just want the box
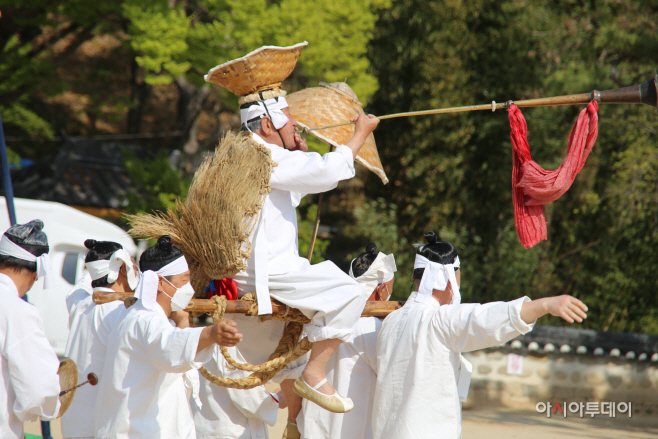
[0,197,136,355]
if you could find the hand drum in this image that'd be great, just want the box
[57,358,78,418]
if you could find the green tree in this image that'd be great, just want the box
[123,150,190,214]
[0,0,121,139]
[1,0,391,157]
[364,0,658,333]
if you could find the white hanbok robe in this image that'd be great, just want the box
[192,345,279,439]
[372,292,535,439]
[61,278,127,439]
[233,133,364,343]
[299,316,380,439]
[94,302,213,439]
[0,274,61,439]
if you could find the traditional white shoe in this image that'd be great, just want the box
[282,420,301,439]
[293,376,354,413]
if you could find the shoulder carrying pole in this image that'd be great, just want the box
[93,291,403,317]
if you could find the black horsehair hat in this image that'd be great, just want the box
[3,219,49,257]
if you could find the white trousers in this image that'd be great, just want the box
[233,259,365,345]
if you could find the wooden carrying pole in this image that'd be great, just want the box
[306,73,658,132]
[92,291,403,318]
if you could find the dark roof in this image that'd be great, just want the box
[498,325,658,361]
[7,136,162,209]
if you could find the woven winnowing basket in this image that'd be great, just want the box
[205,42,308,97]
[286,82,389,184]
[127,132,275,289]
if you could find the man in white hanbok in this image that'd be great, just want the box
[372,232,589,439]
[192,343,293,439]
[299,243,396,439]
[231,96,380,415]
[94,236,244,439]
[61,239,140,439]
[0,220,61,439]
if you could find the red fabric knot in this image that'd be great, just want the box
[207,278,238,301]
[507,101,599,248]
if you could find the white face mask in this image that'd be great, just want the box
[161,277,195,312]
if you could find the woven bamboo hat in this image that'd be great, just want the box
[204,42,308,101]
[287,82,389,184]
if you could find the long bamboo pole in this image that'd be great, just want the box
[92,291,403,317]
[306,74,658,132]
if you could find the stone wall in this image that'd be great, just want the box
[463,347,658,416]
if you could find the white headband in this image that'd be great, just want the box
[349,252,397,297]
[414,254,460,305]
[240,97,289,130]
[85,248,134,282]
[134,255,189,311]
[0,235,52,289]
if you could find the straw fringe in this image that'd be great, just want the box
[126,131,274,283]
[126,131,313,389]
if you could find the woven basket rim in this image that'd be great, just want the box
[287,83,389,184]
[204,42,308,96]
[319,82,362,106]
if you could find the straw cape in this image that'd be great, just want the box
[286,82,389,184]
[126,131,313,390]
[126,131,275,296]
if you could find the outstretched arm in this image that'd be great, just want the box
[345,113,380,158]
[268,113,379,195]
[433,295,588,353]
[197,319,243,353]
[520,295,588,324]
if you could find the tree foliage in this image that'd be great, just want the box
[0,0,390,141]
[363,0,658,333]
[122,150,190,214]
[2,0,657,335]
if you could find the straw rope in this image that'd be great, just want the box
[238,88,287,105]
[198,294,312,389]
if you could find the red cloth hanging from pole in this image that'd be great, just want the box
[508,101,599,248]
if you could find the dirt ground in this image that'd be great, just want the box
[27,406,658,438]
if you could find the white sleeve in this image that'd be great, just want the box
[352,318,380,373]
[141,318,212,373]
[269,145,355,195]
[431,297,535,353]
[65,274,93,314]
[7,307,61,422]
[362,320,381,373]
[65,288,89,316]
[95,301,126,348]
